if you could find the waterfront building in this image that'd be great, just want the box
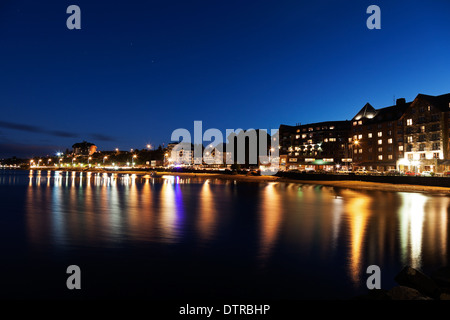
[350,98,410,172]
[279,121,351,171]
[397,93,450,173]
[164,142,194,167]
[279,92,450,174]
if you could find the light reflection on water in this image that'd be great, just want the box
[2,169,449,297]
[345,190,372,286]
[258,183,283,265]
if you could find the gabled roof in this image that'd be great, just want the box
[415,93,450,112]
[352,101,411,123]
[353,103,377,121]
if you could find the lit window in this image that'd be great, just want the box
[348,138,352,143]
[358,120,362,125]
[353,121,357,126]
[388,155,393,160]
[329,126,335,130]
[378,147,382,152]
[359,149,362,154]
[353,135,357,140]
[428,106,431,111]
[354,149,357,154]
[324,138,328,142]
[378,131,382,137]
[407,119,413,126]
[378,139,382,145]
[378,155,383,160]
[302,134,307,139]
[329,138,336,142]
[368,133,373,138]
[308,128,313,132]
[296,135,300,139]
[407,136,413,143]
[358,134,362,139]
[399,145,404,151]
[420,126,425,133]
[388,138,393,144]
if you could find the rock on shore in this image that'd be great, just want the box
[355,265,450,300]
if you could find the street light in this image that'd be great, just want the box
[132,154,137,167]
[103,156,108,164]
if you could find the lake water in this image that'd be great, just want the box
[0,169,449,299]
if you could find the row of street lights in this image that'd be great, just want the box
[30,144,153,168]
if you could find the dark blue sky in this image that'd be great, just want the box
[1,0,450,158]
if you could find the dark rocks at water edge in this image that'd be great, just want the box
[355,266,450,300]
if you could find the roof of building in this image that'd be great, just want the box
[352,100,411,123]
[353,103,377,121]
[279,120,350,132]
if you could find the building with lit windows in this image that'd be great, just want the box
[164,142,194,167]
[279,121,351,171]
[350,98,410,172]
[279,92,450,174]
[397,93,450,173]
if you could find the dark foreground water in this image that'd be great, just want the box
[0,169,449,299]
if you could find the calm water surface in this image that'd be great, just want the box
[0,169,449,299]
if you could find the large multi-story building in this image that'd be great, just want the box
[350,98,410,172]
[279,120,351,171]
[279,92,450,174]
[397,93,450,173]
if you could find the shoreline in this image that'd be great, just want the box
[14,167,450,195]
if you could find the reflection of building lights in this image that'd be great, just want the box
[345,190,372,286]
[398,193,427,269]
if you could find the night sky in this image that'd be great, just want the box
[1,0,450,158]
